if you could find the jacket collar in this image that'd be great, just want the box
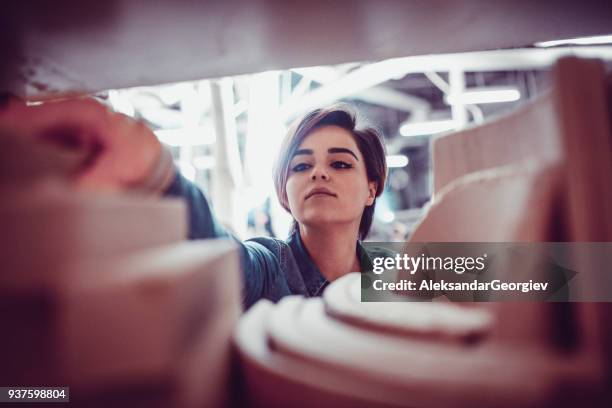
[286,230,371,296]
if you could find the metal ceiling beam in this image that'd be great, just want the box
[280,46,612,121]
[285,66,430,120]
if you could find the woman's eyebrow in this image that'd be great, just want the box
[292,148,313,157]
[328,147,359,161]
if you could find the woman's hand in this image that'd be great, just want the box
[0,97,170,193]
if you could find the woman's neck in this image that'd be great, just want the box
[298,223,361,281]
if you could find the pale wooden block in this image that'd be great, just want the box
[0,184,187,291]
[409,57,612,388]
[57,240,240,388]
[413,162,562,242]
[550,59,612,380]
[71,298,241,408]
[555,59,612,239]
[235,300,396,408]
[260,296,588,408]
[69,241,242,408]
[432,90,562,195]
[323,273,492,341]
[1,239,242,408]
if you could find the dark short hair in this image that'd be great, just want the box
[273,104,387,240]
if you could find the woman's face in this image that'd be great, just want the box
[285,125,377,231]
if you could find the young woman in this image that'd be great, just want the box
[0,99,387,308]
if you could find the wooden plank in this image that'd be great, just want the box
[1,240,241,408]
[432,92,562,195]
[1,0,611,97]
[323,273,492,340]
[0,186,187,291]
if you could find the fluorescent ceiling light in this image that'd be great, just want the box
[446,88,520,105]
[154,126,215,146]
[386,155,409,168]
[535,34,612,48]
[399,119,456,137]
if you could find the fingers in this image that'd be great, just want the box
[0,98,101,144]
[79,114,162,187]
[0,96,165,193]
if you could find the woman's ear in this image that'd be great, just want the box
[366,181,377,206]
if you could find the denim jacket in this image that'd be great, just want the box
[164,172,376,309]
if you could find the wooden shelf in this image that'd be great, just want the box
[1,0,611,98]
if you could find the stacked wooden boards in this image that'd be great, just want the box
[236,284,597,407]
[0,139,242,406]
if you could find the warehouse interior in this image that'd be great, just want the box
[1,1,612,407]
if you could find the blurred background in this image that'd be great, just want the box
[2,2,612,406]
[98,41,612,241]
[3,0,611,243]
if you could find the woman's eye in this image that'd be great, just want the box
[292,163,311,172]
[331,161,353,169]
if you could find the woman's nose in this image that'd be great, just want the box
[310,166,329,181]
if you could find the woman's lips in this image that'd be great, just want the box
[308,192,335,198]
[305,188,337,200]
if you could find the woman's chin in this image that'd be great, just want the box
[299,211,357,228]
